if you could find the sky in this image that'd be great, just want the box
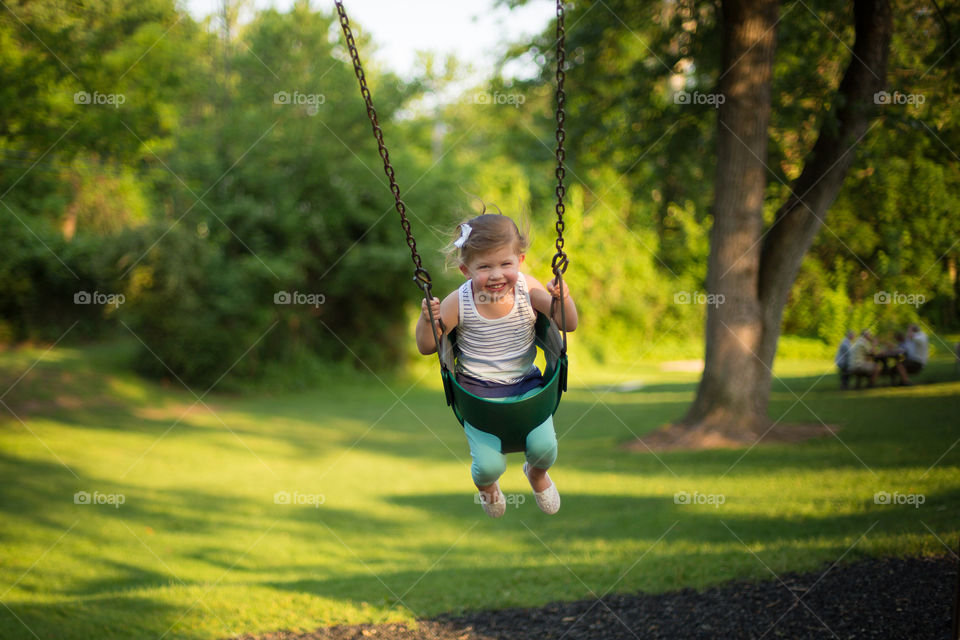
[183,0,554,81]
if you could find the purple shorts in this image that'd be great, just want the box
[456,367,544,398]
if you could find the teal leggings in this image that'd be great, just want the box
[463,388,558,486]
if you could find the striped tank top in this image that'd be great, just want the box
[456,272,538,384]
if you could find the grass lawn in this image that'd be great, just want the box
[0,339,958,639]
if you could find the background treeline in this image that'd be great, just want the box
[1,0,957,387]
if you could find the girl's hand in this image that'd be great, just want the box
[421,296,442,331]
[546,278,571,301]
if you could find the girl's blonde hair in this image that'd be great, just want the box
[444,209,531,269]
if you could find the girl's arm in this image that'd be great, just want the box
[415,290,459,355]
[526,273,578,331]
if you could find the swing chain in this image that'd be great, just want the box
[333,1,431,295]
[553,0,569,354]
[552,0,568,278]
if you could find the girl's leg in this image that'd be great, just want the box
[463,422,507,500]
[524,416,558,492]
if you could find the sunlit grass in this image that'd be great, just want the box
[0,340,957,639]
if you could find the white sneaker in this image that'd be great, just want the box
[523,462,561,515]
[477,482,506,518]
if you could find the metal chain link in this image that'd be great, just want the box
[333,1,433,294]
[552,0,569,279]
[552,0,569,353]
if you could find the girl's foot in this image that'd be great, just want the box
[523,463,561,515]
[477,482,506,518]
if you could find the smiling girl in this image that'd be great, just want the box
[415,213,578,518]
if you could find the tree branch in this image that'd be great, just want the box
[758,0,892,307]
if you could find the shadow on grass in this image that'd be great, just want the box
[385,485,959,544]
[0,596,219,640]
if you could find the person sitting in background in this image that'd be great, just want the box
[835,329,855,390]
[903,324,928,377]
[849,329,880,388]
[893,331,907,351]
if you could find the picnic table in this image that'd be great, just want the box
[873,348,906,385]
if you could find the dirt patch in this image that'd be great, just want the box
[622,422,839,452]
[228,555,955,640]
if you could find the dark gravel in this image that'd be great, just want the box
[233,556,956,640]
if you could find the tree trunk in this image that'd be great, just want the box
[679,0,780,440]
[668,0,892,446]
[61,174,82,241]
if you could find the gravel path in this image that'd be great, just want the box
[233,556,956,640]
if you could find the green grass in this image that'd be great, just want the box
[1,339,958,639]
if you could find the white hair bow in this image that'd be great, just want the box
[453,223,472,248]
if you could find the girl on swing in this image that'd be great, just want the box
[415,212,578,518]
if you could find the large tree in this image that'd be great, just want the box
[667,0,892,443]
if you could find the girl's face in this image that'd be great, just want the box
[460,244,525,303]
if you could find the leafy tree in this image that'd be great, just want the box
[118,4,463,384]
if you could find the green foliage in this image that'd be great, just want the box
[769,0,959,342]
[116,222,275,386]
[1,1,469,385]
[108,5,461,385]
[1,0,958,385]
[0,0,199,206]
[0,215,125,343]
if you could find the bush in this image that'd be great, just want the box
[0,219,123,343]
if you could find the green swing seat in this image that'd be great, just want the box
[439,312,568,454]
